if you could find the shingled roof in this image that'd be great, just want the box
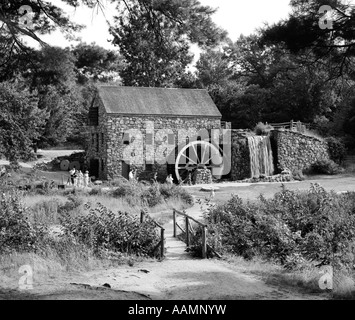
[96,86,222,118]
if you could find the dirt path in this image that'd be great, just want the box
[64,199,324,300]
[2,198,326,300]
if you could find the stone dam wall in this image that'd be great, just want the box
[270,129,330,174]
[231,129,331,180]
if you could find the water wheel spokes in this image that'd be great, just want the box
[175,140,224,183]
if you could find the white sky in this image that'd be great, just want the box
[29,0,293,49]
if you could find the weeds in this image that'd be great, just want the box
[206,184,355,270]
[111,181,193,208]
[59,202,160,257]
[0,180,193,281]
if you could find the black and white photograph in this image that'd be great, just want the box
[1,0,355,306]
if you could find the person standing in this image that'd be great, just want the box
[69,168,76,186]
[129,169,134,181]
[78,170,84,188]
[166,174,174,184]
[73,169,78,187]
[210,188,215,200]
[83,170,89,187]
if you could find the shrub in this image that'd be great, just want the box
[325,136,347,165]
[111,181,194,208]
[159,183,194,205]
[311,159,343,175]
[88,186,103,196]
[197,184,355,271]
[0,191,47,254]
[29,198,62,225]
[59,203,160,257]
[107,176,128,187]
[111,181,142,198]
[254,122,274,136]
[58,195,83,214]
[141,184,164,207]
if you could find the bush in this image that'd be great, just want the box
[141,184,164,207]
[29,198,62,225]
[254,122,274,136]
[198,184,355,271]
[325,136,347,165]
[59,203,160,257]
[88,186,103,196]
[311,159,343,175]
[107,176,128,187]
[58,195,83,213]
[111,181,194,207]
[111,181,142,198]
[0,191,47,254]
[159,183,194,205]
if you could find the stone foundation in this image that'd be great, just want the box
[193,168,213,184]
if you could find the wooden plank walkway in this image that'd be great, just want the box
[163,196,211,260]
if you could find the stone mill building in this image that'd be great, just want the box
[86,85,331,184]
[86,86,229,182]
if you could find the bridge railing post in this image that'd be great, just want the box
[173,209,176,238]
[202,226,207,259]
[185,217,190,247]
[140,210,145,224]
[160,228,165,258]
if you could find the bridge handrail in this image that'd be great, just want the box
[173,208,207,258]
[140,210,165,259]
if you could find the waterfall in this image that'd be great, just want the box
[247,135,275,178]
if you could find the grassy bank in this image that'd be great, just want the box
[0,182,193,289]
[223,255,355,299]
[183,184,355,299]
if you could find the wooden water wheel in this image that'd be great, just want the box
[174,140,224,183]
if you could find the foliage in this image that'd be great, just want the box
[0,7,114,150]
[311,159,343,175]
[159,183,194,206]
[195,29,351,130]
[59,202,160,256]
[0,0,101,53]
[254,122,274,136]
[205,82,246,128]
[71,43,123,84]
[26,47,76,93]
[0,80,45,163]
[28,198,63,225]
[261,0,355,78]
[341,97,355,147]
[111,181,143,201]
[196,49,233,88]
[325,136,347,165]
[58,195,83,214]
[0,46,92,150]
[111,181,193,207]
[109,0,227,87]
[198,184,355,271]
[141,183,164,208]
[88,187,104,196]
[24,47,85,148]
[0,190,47,254]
